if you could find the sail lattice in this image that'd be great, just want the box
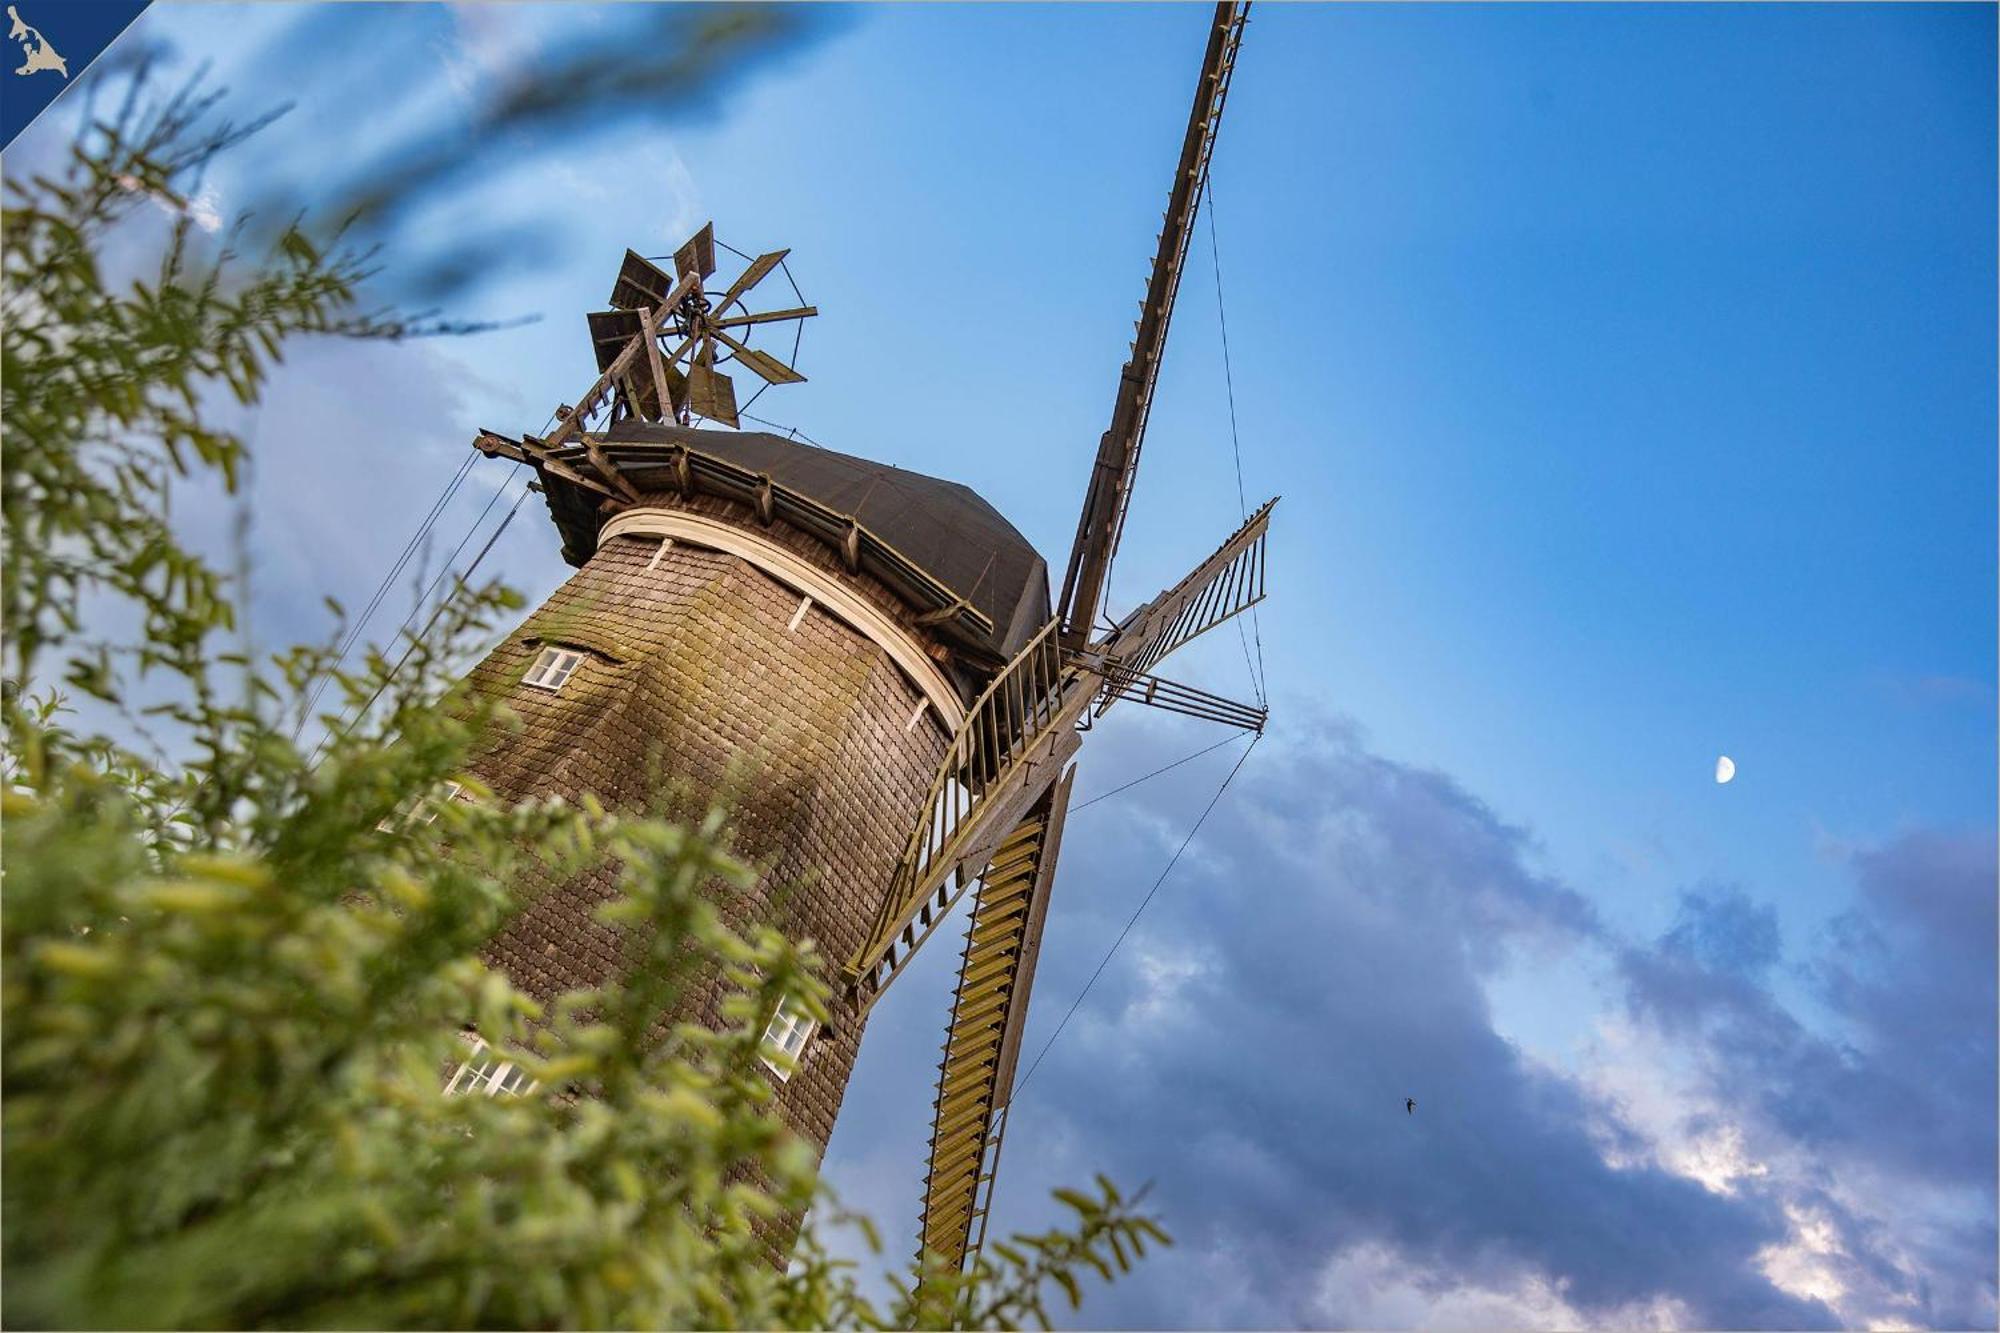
[1103,497,1272,686]
[917,775,1070,1278]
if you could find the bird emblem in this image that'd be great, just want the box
[6,6,67,79]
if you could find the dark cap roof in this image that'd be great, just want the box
[535,423,1051,666]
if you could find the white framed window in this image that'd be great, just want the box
[380,779,469,833]
[522,646,585,692]
[444,1032,537,1098]
[760,996,816,1082]
[414,779,467,826]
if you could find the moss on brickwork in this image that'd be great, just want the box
[462,496,951,1165]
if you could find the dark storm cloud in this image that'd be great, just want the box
[994,716,1846,1329]
[950,712,2000,1329]
[1622,831,1995,1192]
[1616,829,1998,1327]
[1659,884,1783,978]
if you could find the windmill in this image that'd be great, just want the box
[460,0,1263,1284]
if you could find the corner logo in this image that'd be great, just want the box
[7,5,67,79]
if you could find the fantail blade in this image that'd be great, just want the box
[586,310,644,372]
[718,249,789,309]
[711,327,807,385]
[608,250,674,311]
[674,222,717,281]
[711,305,818,330]
[687,362,739,429]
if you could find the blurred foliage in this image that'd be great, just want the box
[182,3,845,305]
[1,69,1164,1331]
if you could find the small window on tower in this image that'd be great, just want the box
[414,779,468,825]
[380,779,470,833]
[760,996,816,1082]
[443,1033,537,1098]
[522,646,584,692]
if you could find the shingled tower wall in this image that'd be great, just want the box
[462,426,1056,1160]
[461,488,959,1154]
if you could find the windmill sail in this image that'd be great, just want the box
[846,1,1266,1294]
[917,773,1073,1283]
[1058,1,1251,647]
[594,228,815,430]
[846,498,1273,1013]
[718,249,790,309]
[890,499,1274,1305]
[1094,497,1273,688]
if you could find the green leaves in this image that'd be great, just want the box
[1,69,409,706]
[930,1176,1173,1331]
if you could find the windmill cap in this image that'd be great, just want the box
[539,423,1052,668]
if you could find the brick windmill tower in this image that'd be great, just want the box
[461,1,1265,1277]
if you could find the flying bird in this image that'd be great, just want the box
[1405,1097,1416,1115]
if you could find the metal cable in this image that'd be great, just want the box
[398,472,520,632]
[1013,733,1261,1097]
[1072,730,1249,813]
[293,449,476,738]
[1208,180,1249,523]
[306,474,531,765]
[739,410,824,448]
[1205,175,1268,708]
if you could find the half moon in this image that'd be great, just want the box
[1715,755,1736,785]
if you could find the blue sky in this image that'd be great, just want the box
[18,3,1995,1326]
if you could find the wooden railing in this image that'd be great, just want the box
[846,619,1079,1011]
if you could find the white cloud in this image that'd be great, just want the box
[1309,1240,1692,1330]
[1124,941,1212,1025]
[985,727,1994,1330]
[1573,1007,1985,1330]
[184,187,224,234]
[1577,1016,1770,1196]
[1757,1203,1849,1311]
[114,174,224,234]
[543,140,704,248]
[440,3,534,104]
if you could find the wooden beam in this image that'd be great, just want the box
[581,429,642,503]
[472,429,529,464]
[711,305,819,330]
[914,597,974,628]
[536,267,701,481]
[638,304,677,423]
[519,433,621,502]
